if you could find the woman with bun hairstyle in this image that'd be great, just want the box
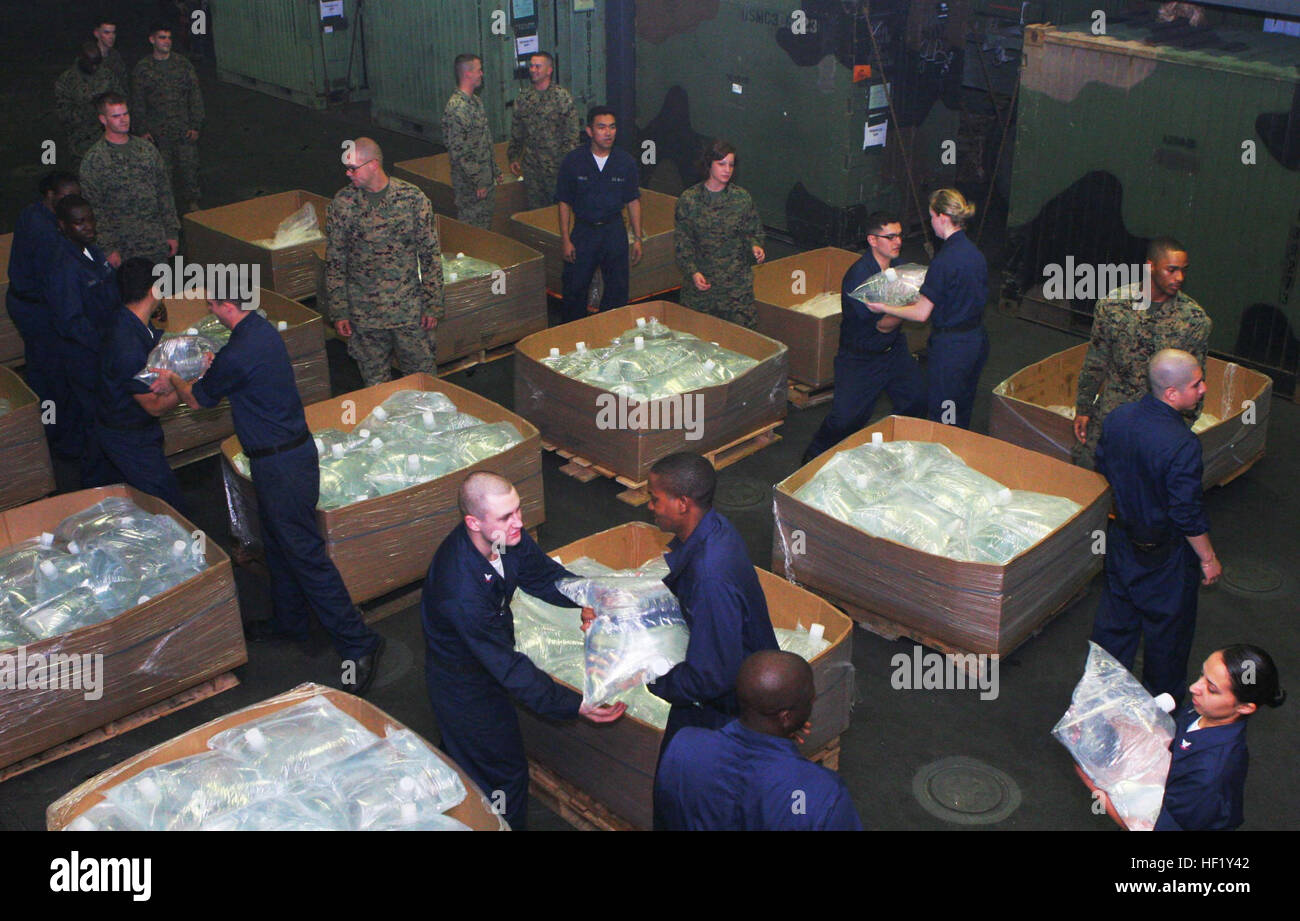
[863,188,988,429]
[1155,644,1285,830]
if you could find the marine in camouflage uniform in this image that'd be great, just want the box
[507,78,580,210]
[442,89,500,230]
[1073,281,1211,468]
[326,175,444,387]
[79,132,179,264]
[132,33,204,208]
[54,51,125,167]
[674,181,764,329]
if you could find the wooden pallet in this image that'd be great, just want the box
[437,342,515,378]
[0,672,240,783]
[529,733,843,831]
[544,421,782,507]
[788,379,835,409]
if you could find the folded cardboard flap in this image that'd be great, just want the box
[46,683,506,831]
[185,190,329,242]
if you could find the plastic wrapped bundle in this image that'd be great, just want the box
[361,389,458,427]
[207,696,380,781]
[789,292,843,317]
[318,449,379,510]
[16,587,114,640]
[613,316,677,342]
[63,802,147,832]
[794,471,877,521]
[438,422,523,466]
[617,683,670,728]
[253,202,324,250]
[35,548,136,615]
[900,465,1013,522]
[317,729,467,830]
[103,750,284,831]
[0,533,66,589]
[775,625,831,661]
[849,490,964,557]
[558,570,688,706]
[1052,643,1175,831]
[134,333,220,384]
[848,263,928,307]
[200,785,352,831]
[441,253,502,283]
[364,448,462,497]
[0,615,31,650]
[54,497,150,545]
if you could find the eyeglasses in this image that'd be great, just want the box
[871,232,902,241]
[345,159,376,174]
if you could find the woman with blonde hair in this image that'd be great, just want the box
[862,188,989,429]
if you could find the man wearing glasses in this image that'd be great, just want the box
[326,137,444,387]
[1091,349,1222,704]
[802,212,926,463]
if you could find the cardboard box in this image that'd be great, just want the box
[516,521,855,830]
[0,485,246,771]
[221,373,544,604]
[391,143,528,237]
[754,247,930,388]
[0,233,21,365]
[431,215,546,365]
[158,291,330,464]
[514,302,789,483]
[990,344,1272,488]
[183,191,332,300]
[46,683,507,831]
[0,366,55,511]
[774,415,1111,657]
[507,188,679,300]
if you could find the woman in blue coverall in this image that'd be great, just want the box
[862,188,989,429]
[1154,644,1285,830]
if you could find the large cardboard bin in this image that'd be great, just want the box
[221,374,544,604]
[507,188,679,300]
[990,344,1271,489]
[183,191,332,300]
[47,683,507,830]
[0,485,246,772]
[432,215,546,365]
[159,291,329,465]
[0,366,55,511]
[514,302,788,483]
[774,416,1111,657]
[392,143,527,237]
[0,233,21,365]
[516,521,855,830]
[754,247,930,388]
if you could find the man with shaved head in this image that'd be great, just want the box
[1091,348,1222,703]
[640,452,778,762]
[654,650,862,830]
[421,471,625,830]
[326,136,444,387]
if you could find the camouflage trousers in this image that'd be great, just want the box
[452,180,495,230]
[346,322,436,388]
[681,282,757,330]
[522,167,559,211]
[154,134,201,204]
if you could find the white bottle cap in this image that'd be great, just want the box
[448,272,459,282]
[373,406,388,421]
[186,327,199,335]
[456,252,466,260]
[40,532,54,548]
[400,802,418,824]
[703,359,716,372]
[871,432,884,445]
[138,776,162,804]
[67,540,81,555]
[576,341,587,352]
[398,776,416,794]
[549,347,560,358]
[137,594,152,605]
[314,437,325,454]
[172,539,188,557]
[634,336,645,350]
[245,727,267,751]
[277,320,288,331]
[406,454,420,474]
[992,487,1013,506]
[855,474,869,490]
[422,411,436,429]
[331,443,345,458]
[809,623,825,641]
[358,428,370,439]
[884,267,898,281]
[1153,693,1176,713]
[67,816,95,832]
[39,560,57,578]
[636,317,646,327]
[371,438,384,449]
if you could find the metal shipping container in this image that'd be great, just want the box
[1003,20,1300,392]
[365,0,606,146]
[211,0,369,108]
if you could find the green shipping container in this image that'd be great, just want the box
[1004,21,1300,387]
[211,0,369,108]
[365,0,606,145]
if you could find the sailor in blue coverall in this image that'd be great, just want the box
[160,295,384,693]
[422,471,625,830]
[655,650,862,830]
[1154,645,1284,830]
[5,171,83,457]
[1091,349,1222,704]
[803,211,926,463]
[861,190,989,430]
[44,195,121,483]
[633,453,778,765]
[555,106,642,323]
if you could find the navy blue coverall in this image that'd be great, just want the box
[91,308,186,513]
[554,145,640,323]
[5,201,77,455]
[190,311,379,661]
[1092,393,1208,703]
[421,523,583,831]
[654,719,863,830]
[1154,702,1248,831]
[648,509,778,759]
[44,235,120,481]
[804,253,927,461]
[917,228,989,429]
